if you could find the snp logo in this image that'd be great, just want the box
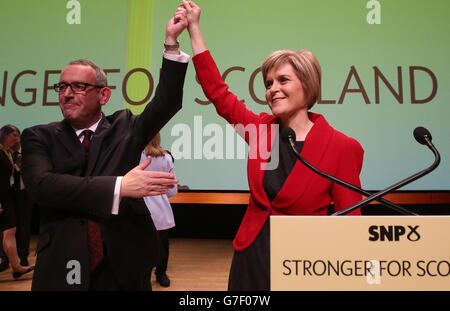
[368,225,421,242]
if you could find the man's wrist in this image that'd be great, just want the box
[164,40,180,51]
[164,35,179,45]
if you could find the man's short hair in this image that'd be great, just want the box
[69,59,107,87]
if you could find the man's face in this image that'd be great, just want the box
[58,64,104,129]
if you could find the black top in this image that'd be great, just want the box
[263,134,304,203]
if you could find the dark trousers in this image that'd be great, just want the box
[13,189,32,263]
[155,229,170,277]
[89,247,152,291]
[142,229,170,288]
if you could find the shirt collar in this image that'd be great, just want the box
[73,117,102,138]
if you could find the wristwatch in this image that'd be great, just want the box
[164,40,179,51]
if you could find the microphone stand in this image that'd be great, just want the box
[286,137,418,216]
[333,136,440,215]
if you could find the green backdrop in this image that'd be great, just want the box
[1,0,448,191]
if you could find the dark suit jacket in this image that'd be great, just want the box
[21,57,188,290]
[193,50,364,252]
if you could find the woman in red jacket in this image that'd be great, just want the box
[182,1,364,290]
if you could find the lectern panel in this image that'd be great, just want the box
[271,216,450,291]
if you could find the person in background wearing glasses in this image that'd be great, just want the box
[21,6,189,291]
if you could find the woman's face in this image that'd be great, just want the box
[3,130,20,149]
[265,63,307,122]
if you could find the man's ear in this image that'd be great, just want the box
[99,87,111,106]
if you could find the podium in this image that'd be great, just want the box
[270,216,450,291]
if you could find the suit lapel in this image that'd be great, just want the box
[55,120,84,166]
[270,113,334,209]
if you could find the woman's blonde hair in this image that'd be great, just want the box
[261,49,321,109]
[144,132,166,157]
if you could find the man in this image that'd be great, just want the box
[21,8,189,290]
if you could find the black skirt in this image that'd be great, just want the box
[0,197,16,231]
[228,218,270,291]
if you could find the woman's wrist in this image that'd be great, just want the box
[187,22,200,34]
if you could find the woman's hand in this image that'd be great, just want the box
[181,1,207,55]
[182,0,201,31]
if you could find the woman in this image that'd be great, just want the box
[182,2,364,291]
[0,124,34,279]
[141,133,177,287]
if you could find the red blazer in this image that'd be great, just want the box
[193,50,364,251]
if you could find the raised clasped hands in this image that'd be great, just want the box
[165,3,189,48]
[120,156,178,199]
[179,1,206,55]
[180,1,201,31]
[166,1,201,39]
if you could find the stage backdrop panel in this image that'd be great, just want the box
[1,0,449,191]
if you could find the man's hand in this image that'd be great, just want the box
[165,5,188,49]
[120,156,178,198]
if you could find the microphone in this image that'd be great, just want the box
[333,126,440,215]
[280,127,417,215]
[413,126,431,145]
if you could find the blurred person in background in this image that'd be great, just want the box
[0,124,34,279]
[141,133,177,288]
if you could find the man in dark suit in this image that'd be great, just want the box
[21,8,189,290]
